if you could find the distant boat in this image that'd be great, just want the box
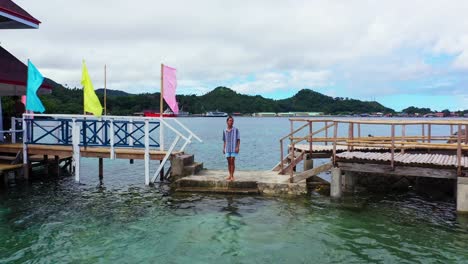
[177,111,190,117]
[206,110,228,117]
[144,108,177,117]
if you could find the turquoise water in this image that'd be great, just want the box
[1,117,468,263]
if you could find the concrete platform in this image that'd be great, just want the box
[175,169,307,195]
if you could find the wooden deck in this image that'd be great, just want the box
[279,119,468,179]
[294,144,388,153]
[0,143,182,160]
[336,151,468,168]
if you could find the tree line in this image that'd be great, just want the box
[2,84,395,116]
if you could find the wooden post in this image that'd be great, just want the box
[144,119,150,185]
[457,124,462,176]
[358,123,361,139]
[99,158,103,181]
[401,124,406,154]
[104,64,107,116]
[308,121,313,154]
[22,116,29,181]
[348,122,354,151]
[129,119,134,147]
[428,123,432,144]
[280,139,284,172]
[43,155,49,175]
[72,124,80,182]
[465,124,468,145]
[450,124,454,136]
[325,121,329,146]
[109,119,115,159]
[160,64,164,151]
[422,124,425,143]
[332,122,338,165]
[55,155,60,176]
[391,124,395,169]
[290,119,294,182]
[160,160,165,181]
[11,117,16,144]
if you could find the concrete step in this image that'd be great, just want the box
[175,186,260,194]
[176,178,260,194]
[177,178,258,189]
[179,154,194,166]
[183,162,203,176]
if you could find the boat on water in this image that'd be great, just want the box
[144,108,177,117]
[206,110,228,117]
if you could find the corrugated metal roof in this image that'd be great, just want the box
[0,46,52,96]
[0,0,40,29]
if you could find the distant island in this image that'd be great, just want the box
[39,84,394,116]
[1,82,467,117]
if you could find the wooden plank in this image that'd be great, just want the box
[281,151,305,174]
[293,162,333,182]
[0,163,23,172]
[337,162,457,179]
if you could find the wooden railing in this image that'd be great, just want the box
[279,118,468,180]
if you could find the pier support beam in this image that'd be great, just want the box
[55,156,60,176]
[331,167,342,198]
[457,177,468,213]
[303,156,314,171]
[99,158,103,181]
[343,171,356,192]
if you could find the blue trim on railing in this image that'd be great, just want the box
[25,118,160,148]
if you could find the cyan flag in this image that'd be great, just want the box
[26,60,45,113]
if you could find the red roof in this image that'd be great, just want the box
[0,46,52,96]
[0,0,41,28]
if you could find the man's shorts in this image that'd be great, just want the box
[225,152,238,158]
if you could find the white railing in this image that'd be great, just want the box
[21,113,203,185]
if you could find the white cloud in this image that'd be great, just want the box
[231,70,331,95]
[2,0,468,103]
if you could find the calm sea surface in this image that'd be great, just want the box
[1,117,468,263]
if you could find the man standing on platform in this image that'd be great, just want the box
[223,116,240,181]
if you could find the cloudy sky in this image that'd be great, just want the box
[3,0,468,111]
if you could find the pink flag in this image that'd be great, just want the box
[162,65,179,114]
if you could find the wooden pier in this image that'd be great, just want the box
[276,118,468,212]
[1,114,202,186]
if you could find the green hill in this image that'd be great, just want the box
[2,84,394,115]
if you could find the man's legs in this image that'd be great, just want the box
[226,157,232,180]
[226,157,235,180]
[231,157,235,180]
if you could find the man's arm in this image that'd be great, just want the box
[235,139,240,153]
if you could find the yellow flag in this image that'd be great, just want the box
[81,61,103,117]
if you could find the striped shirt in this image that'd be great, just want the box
[223,127,240,153]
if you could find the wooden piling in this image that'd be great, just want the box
[465,124,468,144]
[55,155,60,176]
[44,155,49,175]
[325,121,329,146]
[332,122,338,165]
[391,124,395,169]
[160,160,165,181]
[401,124,406,154]
[428,123,432,144]
[99,158,103,180]
[457,124,462,176]
[308,121,313,154]
[422,124,425,143]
